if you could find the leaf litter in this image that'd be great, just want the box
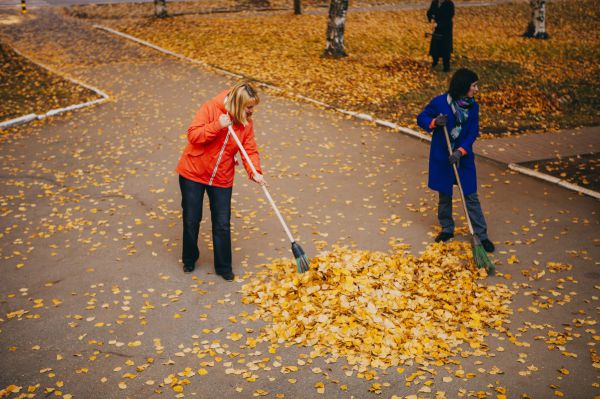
[242,242,513,370]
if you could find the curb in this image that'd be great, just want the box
[0,45,109,130]
[508,163,600,200]
[95,25,599,200]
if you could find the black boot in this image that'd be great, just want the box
[217,271,235,281]
[481,239,495,253]
[183,263,195,273]
[435,232,454,242]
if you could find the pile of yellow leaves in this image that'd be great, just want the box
[242,242,513,369]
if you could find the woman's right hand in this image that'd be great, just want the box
[434,114,447,126]
[219,113,232,128]
[252,173,267,186]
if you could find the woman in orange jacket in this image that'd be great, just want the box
[176,82,265,280]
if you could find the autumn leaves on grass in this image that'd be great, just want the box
[242,242,513,370]
[0,41,97,122]
[110,0,600,136]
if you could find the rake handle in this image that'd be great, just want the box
[442,125,475,236]
[227,125,296,244]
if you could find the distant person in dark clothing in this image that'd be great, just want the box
[427,0,455,72]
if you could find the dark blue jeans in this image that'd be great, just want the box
[438,192,488,240]
[179,175,232,274]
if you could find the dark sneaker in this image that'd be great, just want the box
[435,232,454,243]
[183,264,195,273]
[481,239,495,253]
[217,271,235,281]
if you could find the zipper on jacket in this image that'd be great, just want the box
[208,129,231,186]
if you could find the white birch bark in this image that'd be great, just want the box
[154,0,167,18]
[322,0,349,58]
[524,0,549,39]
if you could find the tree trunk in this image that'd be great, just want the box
[322,0,349,58]
[154,0,167,18]
[524,0,549,39]
[294,0,301,15]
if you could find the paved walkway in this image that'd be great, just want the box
[478,125,599,164]
[0,7,598,399]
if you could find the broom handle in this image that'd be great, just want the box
[227,125,296,244]
[442,126,475,236]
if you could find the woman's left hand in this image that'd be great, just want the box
[252,173,267,186]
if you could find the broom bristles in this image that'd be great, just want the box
[291,242,310,273]
[295,254,310,273]
[471,237,495,276]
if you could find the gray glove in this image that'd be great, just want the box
[434,114,447,127]
[449,149,463,165]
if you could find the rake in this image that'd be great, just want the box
[442,126,495,276]
[227,125,310,273]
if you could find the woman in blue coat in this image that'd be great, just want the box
[417,68,494,252]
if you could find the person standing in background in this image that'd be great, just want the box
[427,0,455,72]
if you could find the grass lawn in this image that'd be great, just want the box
[76,0,599,136]
[0,40,98,122]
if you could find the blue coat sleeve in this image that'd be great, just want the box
[417,99,439,133]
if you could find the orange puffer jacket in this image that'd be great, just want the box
[176,90,262,188]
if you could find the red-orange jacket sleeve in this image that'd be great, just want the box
[240,123,262,179]
[187,102,224,145]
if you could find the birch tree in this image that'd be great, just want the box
[154,0,167,18]
[322,0,349,58]
[523,0,549,39]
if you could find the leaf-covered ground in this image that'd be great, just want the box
[62,0,482,20]
[0,40,98,121]
[521,152,600,192]
[242,243,513,370]
[90,0,600,136]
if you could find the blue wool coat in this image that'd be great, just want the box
[417,93,480,196]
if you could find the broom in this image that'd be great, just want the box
[442,126,495,276]
[227,125,310,273]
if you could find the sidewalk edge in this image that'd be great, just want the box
[508,163,600,200]
[0,45,109,130]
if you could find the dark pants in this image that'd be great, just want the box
[432,55,450,71]
[438,192,488,240]
[430,32,452,71]
[179,175,232,274]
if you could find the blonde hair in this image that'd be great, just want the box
[225,82,260,126]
